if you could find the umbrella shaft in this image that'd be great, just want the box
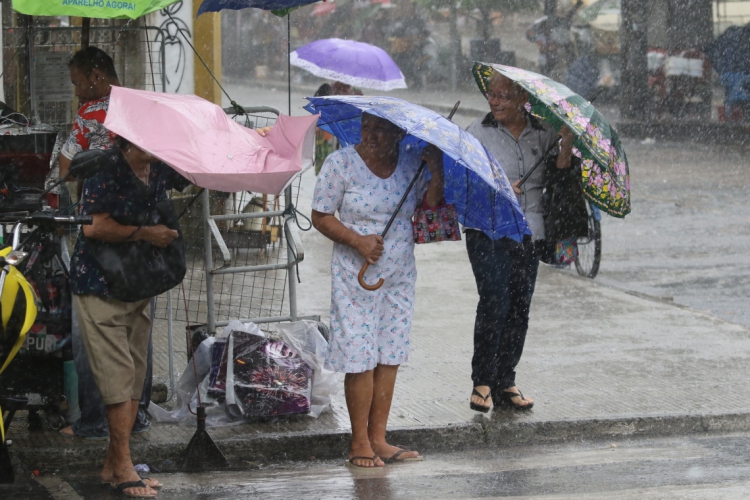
[380,161,427,238]
[177,188,206,221]
[517,141,558,188]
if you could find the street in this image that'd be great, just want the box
[594,139,750,329]
[8,433,750,499]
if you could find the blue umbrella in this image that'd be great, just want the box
[197,0,322,113]
[304,95,531,244]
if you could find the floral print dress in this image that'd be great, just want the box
[312,144,428,373]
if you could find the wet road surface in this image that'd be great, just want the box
[8,433,750,499]
[594,139,750,329]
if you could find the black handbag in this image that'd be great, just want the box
[537,155,590,264]
[86,173,186,302]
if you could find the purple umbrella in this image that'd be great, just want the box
[290,38,407,91]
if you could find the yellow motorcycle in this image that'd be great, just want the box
[0,150,102,482]
[0,245,38,483]
[0,212,94,483]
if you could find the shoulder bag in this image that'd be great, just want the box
[86,172,186,302]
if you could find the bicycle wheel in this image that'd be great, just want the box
[575,202,602,279]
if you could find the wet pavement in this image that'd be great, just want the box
[593,139,750,329]
[6,433,750,499]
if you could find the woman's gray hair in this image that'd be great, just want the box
[488,71,527,98]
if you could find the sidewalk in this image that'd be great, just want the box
[8,234,750,470]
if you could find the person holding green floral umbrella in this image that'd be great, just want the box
[465,69,578,414]
[473,62,631,218]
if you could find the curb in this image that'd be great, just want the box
[12,412,750,470]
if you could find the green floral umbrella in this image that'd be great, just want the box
[473,62,631,218]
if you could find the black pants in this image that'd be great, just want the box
[466,231,540,393]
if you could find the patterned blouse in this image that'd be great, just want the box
[70,150,190,297]
[60,96,114,161]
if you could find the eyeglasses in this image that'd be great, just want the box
[486,91,513,103]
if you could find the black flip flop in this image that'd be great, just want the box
[114,480,157,498]
[104,475,162,489]
[469,388,491,413]
[383,448,424,464]
[137,478,162,490]
[493,390,534,411]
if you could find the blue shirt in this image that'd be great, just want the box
[70,150,190,297]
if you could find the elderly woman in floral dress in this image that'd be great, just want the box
[312,113,443,469]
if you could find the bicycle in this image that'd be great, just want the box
[574,200,602,279]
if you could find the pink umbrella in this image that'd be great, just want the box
[103,87,318,195]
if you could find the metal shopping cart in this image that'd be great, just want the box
[154,105,318,365]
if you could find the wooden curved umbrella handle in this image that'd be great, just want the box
[358,262,384,291]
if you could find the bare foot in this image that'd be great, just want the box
[101,451,160,489]
[370,441,420,463]
[112,468,158,497]
[59,426,75,437]
[102,472,161,489]
[100,453,114,485]
[471,385,492,411]
[503,386,533,407]
[348,443,384,468]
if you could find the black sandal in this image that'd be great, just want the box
[493,390,534,411]
[114,480,157,498]
[345,455,382,470]
[469,388,491,413]
[382,447,424,464]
